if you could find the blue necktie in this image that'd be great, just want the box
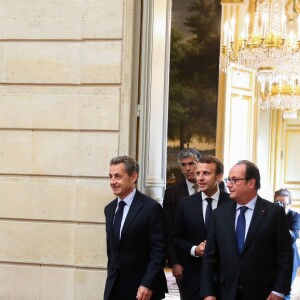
[113,201,126,240]
[205,198,213,229]
[236,206,248,254]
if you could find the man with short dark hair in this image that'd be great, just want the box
[163,148,201,298]
[200,160,293,300]
[104,156,168,300]
[174,155,230,300]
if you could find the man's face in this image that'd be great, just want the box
[275,195,290,214]
[179,156,198,183]
[226,164,251,202]
[109,163,137,199]
[196,162,221,196]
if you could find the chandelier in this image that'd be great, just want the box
[257,68,300,118]
[219,0,300,116]
[220,0,300,72]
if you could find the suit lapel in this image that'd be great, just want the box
[197,193,205,226]
[228,202,238,246]
[121,191,144,240]
[107,199,118,237]
[243,197,266,252]
[217,190,229,207]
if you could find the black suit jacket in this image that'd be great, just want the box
[163,180,189,267]
[200,197,293,300]
[104,190,168,300]
[174,190,230,298]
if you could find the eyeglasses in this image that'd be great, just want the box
[275,201,290,207]
[224,178,249,184]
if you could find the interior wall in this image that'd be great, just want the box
[0,1,137,298]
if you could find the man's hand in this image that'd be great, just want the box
[266,292,284,300]
[195,240,206,257]
[136,285,153,300]
[172,264,183,280]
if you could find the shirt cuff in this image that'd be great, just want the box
[190,246,198,257]
[271,291,284,298]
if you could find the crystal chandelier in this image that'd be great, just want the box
[257,68,300,118]
[220,0,300,73]
[219,0,300,116]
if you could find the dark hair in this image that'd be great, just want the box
[199,155,224,175]
[274,188,292,203]
[110,156,139,176]
[177,148,201,164]
[236,160,261,189]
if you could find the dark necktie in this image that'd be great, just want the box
[113,201,126,240]
[205,198,213,229]
[236,206,248,254]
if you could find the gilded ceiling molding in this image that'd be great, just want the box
[221,0,243,3]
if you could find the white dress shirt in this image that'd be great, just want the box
[191,188,220,257]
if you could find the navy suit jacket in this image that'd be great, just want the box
[173,190,230,297]
[104,190,168,300]
[286,209,300,279]
[200,197,293,300]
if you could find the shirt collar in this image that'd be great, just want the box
[186,179,196,192]
[236,195,257,210]
[202,187,220,202]
[117,188,136,206]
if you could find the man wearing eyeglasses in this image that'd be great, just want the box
[173,155,230,300]
[200,160,293,300]
[274,188,300,300]
[163,148,201,299]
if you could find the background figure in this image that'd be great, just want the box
[200,160,293,300]
[274,188,300,300]
[163,148,201,299]
[174,155,230,300]
[104,156,168,300]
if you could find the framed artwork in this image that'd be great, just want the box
[167,0,221,185]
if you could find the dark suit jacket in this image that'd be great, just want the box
[104,190,168,300]
[174,190,230,298]
[287,209,300,281]
[200,197,293,300]
[163,180,189,267]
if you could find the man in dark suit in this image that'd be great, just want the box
[174,155,230,300]
[200,160,293,300]
[104,156,168,300]
[274,188,300,300]
[163,148,201,298]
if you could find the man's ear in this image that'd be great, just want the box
[248,178,256,189]
[131,172,138,183]
[216,173,223,182]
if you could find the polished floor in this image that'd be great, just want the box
[164,269,300,300]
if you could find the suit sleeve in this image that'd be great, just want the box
[104,206,111,269]
[274,207,293,294]
[288,211,300,243]
[140,203,168,290]
[163,188,181,267]
[174,198,197,256]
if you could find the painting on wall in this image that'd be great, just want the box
[167,0,221,185]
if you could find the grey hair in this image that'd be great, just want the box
[177,148,201,164]
[274,188,292,203]
[110,155,139,176]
